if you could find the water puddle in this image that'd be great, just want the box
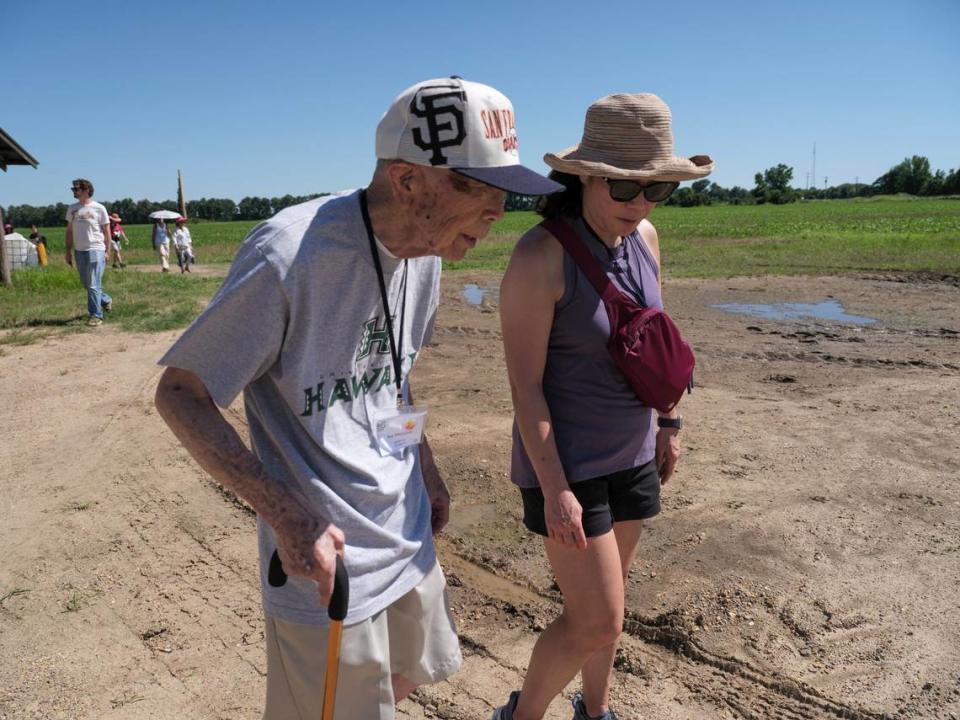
[712,299,876,325]
[462,283,497,306]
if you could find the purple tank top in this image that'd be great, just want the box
[510,216,661,489]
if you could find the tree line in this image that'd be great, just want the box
[4,156,959,226]
[3,193,330,228]
[666,155,960,207]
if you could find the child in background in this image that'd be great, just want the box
[29,225,49,266]
[173,217,195,273]
[108,213,128,268]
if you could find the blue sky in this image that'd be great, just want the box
[3,0,958,207]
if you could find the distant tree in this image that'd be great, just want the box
[921,170,946,196]
[753,164,796,204]
[271,194,299,213]
[873,155,933,195]
[944,168,960,195]
[706,182,728,204]
[238,196,272,220]
[108,198,137,222]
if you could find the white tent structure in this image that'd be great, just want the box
[2,231,38,270]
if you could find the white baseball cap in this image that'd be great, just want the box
[376,76,563,196]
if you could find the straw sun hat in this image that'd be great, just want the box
[544,93,714,182]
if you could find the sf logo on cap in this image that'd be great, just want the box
[410,83,467,166]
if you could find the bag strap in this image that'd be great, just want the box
[540,217,623,306]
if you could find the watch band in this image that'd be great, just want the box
[657,415,683,429]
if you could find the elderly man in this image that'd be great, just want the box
[154,77,561,719]
[65,178,113,326]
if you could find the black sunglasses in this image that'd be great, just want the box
[71,186,82,191]
[603,178,679,203]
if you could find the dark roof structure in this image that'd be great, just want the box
[0,128,39,171]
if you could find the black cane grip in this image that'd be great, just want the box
[268,549,287,587]
[267,550,348,621]
[329,555,349,622]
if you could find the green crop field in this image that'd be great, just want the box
[448,196,960,276]
[4,196,958,340]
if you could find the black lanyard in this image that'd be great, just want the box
[359,190,408,405]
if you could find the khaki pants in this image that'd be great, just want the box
[263,560,462,720]
[158,242,169,271]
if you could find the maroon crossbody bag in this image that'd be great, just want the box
[541,217,695,414]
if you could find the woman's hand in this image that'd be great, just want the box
[544,488,587,549]
[655,427,681,484]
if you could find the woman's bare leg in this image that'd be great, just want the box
[578,520,644,716]
[513,530,625,720]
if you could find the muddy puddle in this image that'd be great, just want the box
[712,298,877,325]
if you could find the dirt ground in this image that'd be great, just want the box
[1,270,958,720]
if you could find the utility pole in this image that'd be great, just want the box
[812,142,817,189]
[824,176,829,189]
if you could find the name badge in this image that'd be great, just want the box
[372,404,427,457]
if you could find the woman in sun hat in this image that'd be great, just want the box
[494,93,713,720]
[108,213,128,268]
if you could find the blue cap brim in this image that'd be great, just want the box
[452,166,564,196]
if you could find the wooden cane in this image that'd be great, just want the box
[268,550,350,720]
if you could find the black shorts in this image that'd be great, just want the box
[520,460,661,538]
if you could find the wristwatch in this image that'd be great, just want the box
[657,415,684,429]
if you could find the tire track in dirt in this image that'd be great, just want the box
[421,549,890,720]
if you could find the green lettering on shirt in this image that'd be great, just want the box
[351,368,381,397]
[356,316,393,360]
[329,378,353,405]
[300,382,325,416]
[376,365,392,391]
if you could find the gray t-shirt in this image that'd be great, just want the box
[159,190,441,625]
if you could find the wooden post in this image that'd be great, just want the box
[177,170,188,219]
[0,205,11,287]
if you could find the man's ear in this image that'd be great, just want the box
[385,161,420,205]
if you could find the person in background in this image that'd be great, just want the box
[152,217,171,272]
[108,213,128,269]
[173,217,195,273]
[29,225,49,266]
[65,178,113,326]
[494,93,713,720]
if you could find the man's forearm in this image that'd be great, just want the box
[154,368,319,539]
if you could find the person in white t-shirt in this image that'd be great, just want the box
[173,217,195,273]
[65,178,113,327]
[154,77,562,719]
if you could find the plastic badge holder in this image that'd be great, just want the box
[373,405,427,456]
